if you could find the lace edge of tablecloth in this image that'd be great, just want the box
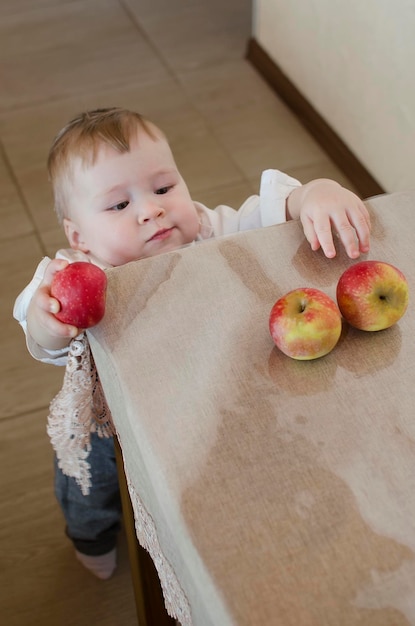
[46,333,116,496]
[123,465,193,626]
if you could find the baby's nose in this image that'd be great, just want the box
[137,201,165,224]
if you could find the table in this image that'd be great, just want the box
[88,190,415,626]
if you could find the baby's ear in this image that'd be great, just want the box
[63,217,89,253]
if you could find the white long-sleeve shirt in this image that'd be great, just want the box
[13,169,301,365]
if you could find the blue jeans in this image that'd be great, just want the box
[54,433,122,556]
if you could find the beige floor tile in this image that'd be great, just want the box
[124,0,247,21]
[6,164,56,237]
[213,104,327,181]
[0,0,169,111]
[125,0,251,73]
[0,150,33,240]
[178,58,284,121]
[178,60,329,179]
[180,59,356,198]
[0,0,73,17]
[286,160,360,195]
[0,409,136,626]
[0,76,198,174]
[170,125,244,197]
[194,180,258,212]
[40,226,70,258]
[1,234,65,420]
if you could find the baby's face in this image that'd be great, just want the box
[63,128,200,267]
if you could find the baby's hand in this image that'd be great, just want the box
[287,179,371,259]
[27,258,81,351]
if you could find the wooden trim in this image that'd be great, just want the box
[246,37,384,199]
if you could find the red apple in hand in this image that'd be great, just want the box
[336,260,409,331]
[51,262,107,328]
[269,287,342,360]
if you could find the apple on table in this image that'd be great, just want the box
[269,287,342,360]
[51,261,107,329]
[336,260,409,331]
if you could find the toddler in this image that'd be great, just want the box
[13,107,371,579]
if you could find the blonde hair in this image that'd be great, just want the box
[47,107,159,223]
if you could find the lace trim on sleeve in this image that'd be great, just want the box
[47,333,115,495]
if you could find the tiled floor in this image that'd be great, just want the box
[0,1,355,624]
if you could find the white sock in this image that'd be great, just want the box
[75,547,117,579]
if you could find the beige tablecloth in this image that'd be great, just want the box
[88,190,415,626]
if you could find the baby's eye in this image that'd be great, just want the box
[155,186,171,195]
[110,200,129,211]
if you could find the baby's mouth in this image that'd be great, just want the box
[147,227,174,242]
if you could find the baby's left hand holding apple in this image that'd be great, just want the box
[286,179,371,259]
[27,258,81,352]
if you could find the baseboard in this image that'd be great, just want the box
[246,38,384,199]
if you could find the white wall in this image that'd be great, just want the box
[253,0,415,192]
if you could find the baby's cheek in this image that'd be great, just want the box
[184,209,201,242]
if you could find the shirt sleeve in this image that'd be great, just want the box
[195,169,301,238]
[258,169,301,226]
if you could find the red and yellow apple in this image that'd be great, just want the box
[269,287,342,360]
[336,260,409,331]
[51,261,107,328]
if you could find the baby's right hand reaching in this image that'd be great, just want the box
[27,258,82,351]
